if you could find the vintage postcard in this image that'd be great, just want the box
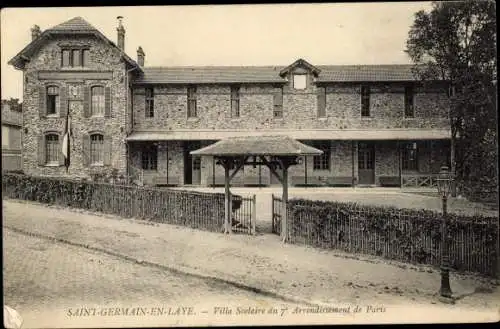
[1,2,498,328]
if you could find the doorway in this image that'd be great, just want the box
[183,141,201,185]
[358,142,375,185]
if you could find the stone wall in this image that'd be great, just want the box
[22,35,129,178]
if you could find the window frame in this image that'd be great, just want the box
[361,85,370,117]
[46,85,60,116]
[61,47,90,68]
[293,74,307,90]
[402,141,419,171]
[89,133,105,166]
[90,85,105,117]
[45,133,60,165]
[145,87,155,118]
[187,86,197,118]
[141,144,158,171]
[230,85,240,118]
[404,86,415,118]
[273,87,283,118]
[312,141,331,171]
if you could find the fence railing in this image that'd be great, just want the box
[2,174,228,233]
[287,201,499,277]
[402,174,437,188]
[232,194,256,235]
[271,194,283,235]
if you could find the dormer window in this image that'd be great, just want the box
[293,74,307,90]
[62,48,90,67]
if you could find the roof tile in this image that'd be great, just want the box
[48,17,98,32]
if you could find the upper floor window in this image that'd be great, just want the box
[404,86,414,117]
[187,86,197,118]
[231,86,240,118]
[91,86,105,116]
[312,141,330,171]
[361,86,370,117]
[402,142,418,171]
[90,134,104,165]
[45,133,59,165]
[293,74,307,90]
[141,144,158,170]
[273,88,283,118]
[46,86,60,115]
[145,88,154,118]
[62,48,90,67]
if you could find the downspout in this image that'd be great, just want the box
[125,64,139,182]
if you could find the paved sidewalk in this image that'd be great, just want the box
[2,199,499,314]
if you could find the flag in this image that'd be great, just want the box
[62,112,71,172]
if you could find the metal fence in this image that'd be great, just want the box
[288,203,499,277]
[232,194,256,235]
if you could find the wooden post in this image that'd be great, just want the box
[398,140,403,188]
[224,160,231,234]
[252,194,256,235]
[304,155,308,187]
[281,159,289,243]
[212,156,215,188]
[351,140,355,188]
[450,138,457,197]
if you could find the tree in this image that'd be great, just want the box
[3,98,22,112]
[405,0,497,203]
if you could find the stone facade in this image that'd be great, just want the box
[21,35,130,178]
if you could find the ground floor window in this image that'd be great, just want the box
[90,134,104,165]
[141,144,158,170]
[402,142,418,171]
[312,141,330,170]
[45,134,59,164]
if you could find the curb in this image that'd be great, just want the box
[4,225,334,308]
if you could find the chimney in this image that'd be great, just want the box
[137,47,145,67]
[116,16,125,50]
[31,25,41,41]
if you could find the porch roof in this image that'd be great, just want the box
[126,129,451,141]
[189,136,323,156]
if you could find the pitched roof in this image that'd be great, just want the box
[47,16,98,32]
[190,136,324,156]
[279,58,321,77]
[8,17,141,71]
[135,64,420,84]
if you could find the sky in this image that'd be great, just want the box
[1,3,433,100]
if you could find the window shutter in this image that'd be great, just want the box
[317,87,326,117]
[58,134,65,166]
[60,86,68,117]
[103,135,112,166]
[39,86,46,118]
[82,134,90,167]
[104,87,112,118]
[83,86,90,118]
[37,135,46,166]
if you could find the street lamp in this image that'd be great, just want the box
[436,165,453,298]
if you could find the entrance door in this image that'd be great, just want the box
[184,141,201,185]
[358,142,375,185]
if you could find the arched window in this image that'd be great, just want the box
[45,133,59,164]
[91,86,105,116]
[90,133,104,165]
[46,86,60,115]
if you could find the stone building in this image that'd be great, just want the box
[9,17,451,187]
[1,101,23,171]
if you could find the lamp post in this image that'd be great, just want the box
[436,165,453,298]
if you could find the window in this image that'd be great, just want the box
[317,87,326,118]
[46,86,59,115]
[293,74,307,90]
[2,127,9,148]
[402,142,418,171]
[61,48,90,67]
[312,141,330,170]
[141,144,158,170]
[404,86,414,117]
[361,86,370,117]
[231,86,240,117]
[273,88,283,118]
[187,86,197,118]
[45,134,59,164]
[145,88,154,118]
[91,86,105,116]
[90,134,104,165]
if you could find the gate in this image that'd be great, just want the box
[232,194,256,235]
[271,194,283,235]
